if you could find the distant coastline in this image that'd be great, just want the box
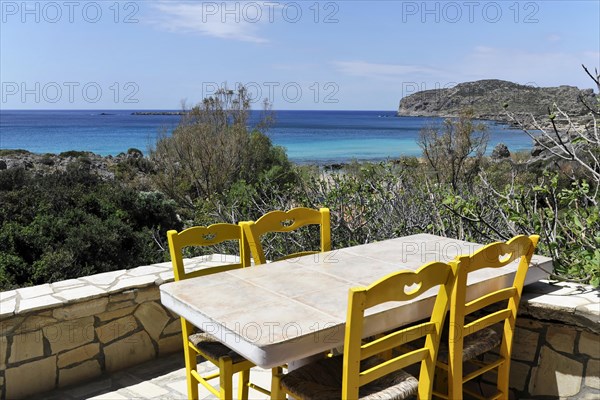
[131,111,185,116]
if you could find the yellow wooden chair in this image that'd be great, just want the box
[168,224,268,400]
[444,234,540,400]
[241,207,331,265]
[272,260,457,400]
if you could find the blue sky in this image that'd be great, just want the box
[1,0,598,110]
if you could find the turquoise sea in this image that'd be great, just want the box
[0,110,535,164]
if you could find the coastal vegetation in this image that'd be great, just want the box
[0,161,181,289]
[150,86,295,212]
[0,70,598,290]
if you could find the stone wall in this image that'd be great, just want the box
[490,318,599,399]
[487,281,599,399]
[0,261,598,399]
[0,255,237,400]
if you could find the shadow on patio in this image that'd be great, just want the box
[36,353,273,400]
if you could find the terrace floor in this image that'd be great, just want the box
[36,353,273,400]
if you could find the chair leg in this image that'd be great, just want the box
[238,368,250,400]
[219,356,234,400]
[497,359,510,398]
[270,366,284,400]
[433,365,449,399]
[184,347,199,400]
[181,319,199,400]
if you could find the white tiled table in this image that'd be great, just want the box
[159,234,552,369]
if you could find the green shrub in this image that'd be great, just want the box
[0,149,31,156]
[0,167,181,290]
[59,150,93,158]
[150,86,296,212]
[127,148,144,157]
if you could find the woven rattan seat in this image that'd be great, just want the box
[188,332,247,364]
[438,327,501,363]
[280,356,418,400]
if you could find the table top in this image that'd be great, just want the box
[159,233,552,369]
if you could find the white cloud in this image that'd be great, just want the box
[546,34,561,42]
[147,1,268,43]
[332,61,443,80]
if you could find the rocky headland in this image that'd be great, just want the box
[398,79,598,160]
[397,79,596,127]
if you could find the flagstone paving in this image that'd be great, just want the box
[36,352,273,400]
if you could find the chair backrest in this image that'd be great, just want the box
[167,223,251,281]
[447,234,539,398]
[240,207,330,265]
[342,261,456,399]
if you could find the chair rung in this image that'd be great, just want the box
[248,382,271,396]
[464,309,511,335]
[190,369,203,382]
[465,287,516,315]
[191,370,220,397]
[432,390,449,399]
[463,386,489,400]
[360,348,428,386]
[464,385,503,400]
[362,322,435,359]
[469,358,497,371]
[463,358,504,383]
[203,370,221,381]
[188,341,201,353]
[435,360,449,371]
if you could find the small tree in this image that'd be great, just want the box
[151,86,294,211]
[418,109,489,190]
[504,65,600,202]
